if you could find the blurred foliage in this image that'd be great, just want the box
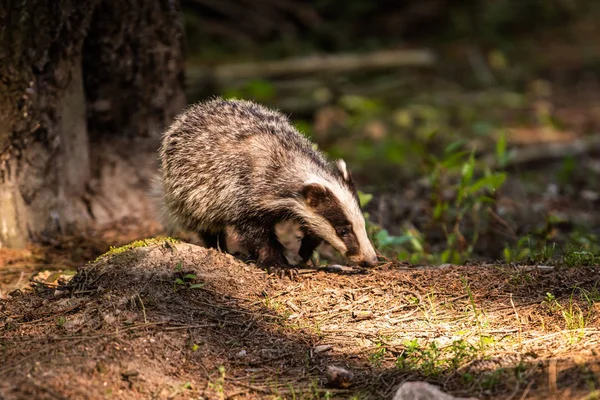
[361,144,507,265]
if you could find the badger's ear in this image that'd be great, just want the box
[336,159,357,189]
[302,182,328,208]
[335,159,352,183]
[336,159,350,181]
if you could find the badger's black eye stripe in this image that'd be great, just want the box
[337,227,351,237]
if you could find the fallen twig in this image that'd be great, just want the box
[188,49,436,81]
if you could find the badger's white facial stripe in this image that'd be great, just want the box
[305,173,378,264]
[336,159,349,181]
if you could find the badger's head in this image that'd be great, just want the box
[298,159,378,268]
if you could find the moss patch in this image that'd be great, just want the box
[93,237,179,262]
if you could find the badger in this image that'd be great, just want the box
[157,98,378,270]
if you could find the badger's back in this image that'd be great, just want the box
[158,98,333,232]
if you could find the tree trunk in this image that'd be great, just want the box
[0,0,185,248]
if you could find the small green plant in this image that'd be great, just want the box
[563,250,600,267]
[544,291,557,303]
[481,368,505,390]
[208,365,226,399]
[503,237,533,263]
[543,291,591,343]
[561,296,587,343]
[368,342,387,367]
[427,148,506,264]
[56,316,66,329]
[360,140,507,265]
[396,338,479,377]
[173,269,206,292]
[578,285,600,306]
[462,277,487,333]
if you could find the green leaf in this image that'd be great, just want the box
[183,274,197,280]
[496,131,507,167]
[476,196,496,204]
[433,201,447,219]
[444,140,466,154]
[375,229,393,248]
[441,151,469,169]
[358,191,374,208]
[467,173,506,194]
[397,250,410,261]
[441,249,453,263]
[388,235,414,247]
[406,231,424,252]
[189,283,206,289]
[175,278,185,285]
[460,152,476,185]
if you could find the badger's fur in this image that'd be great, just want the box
[157,98,378,269]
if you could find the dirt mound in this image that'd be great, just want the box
[1,240,599,399]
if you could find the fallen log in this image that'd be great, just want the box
[187,48,437,82]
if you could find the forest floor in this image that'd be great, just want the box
[1,224,599,400]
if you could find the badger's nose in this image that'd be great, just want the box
[360,256,379,268]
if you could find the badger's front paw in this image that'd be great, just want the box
[266,264,299,280]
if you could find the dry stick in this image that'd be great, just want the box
[505,380,521,400]
[488,207,518,239]
[510,293,523,350]
[137,293,148,324]
[483,134,600,169]
[549,359,558,400]
[188,49,436,81]
[519,379,535,400]
[224,390,248,400]
[521,329,600,345]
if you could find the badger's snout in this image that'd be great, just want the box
[348,253,378,268]
[359,255,379,268]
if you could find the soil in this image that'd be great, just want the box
[1,222,599,399]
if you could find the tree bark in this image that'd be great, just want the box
[0,0,185,248]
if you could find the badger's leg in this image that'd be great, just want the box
[299,232,323,267]
[235,223,295,276]
[199,231,228,252]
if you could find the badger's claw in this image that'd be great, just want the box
[267,265,299,280]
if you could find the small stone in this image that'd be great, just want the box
[326,365,354,388]
[393,382,479,400]
[313,345,333,354]
[581,190,599,202]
